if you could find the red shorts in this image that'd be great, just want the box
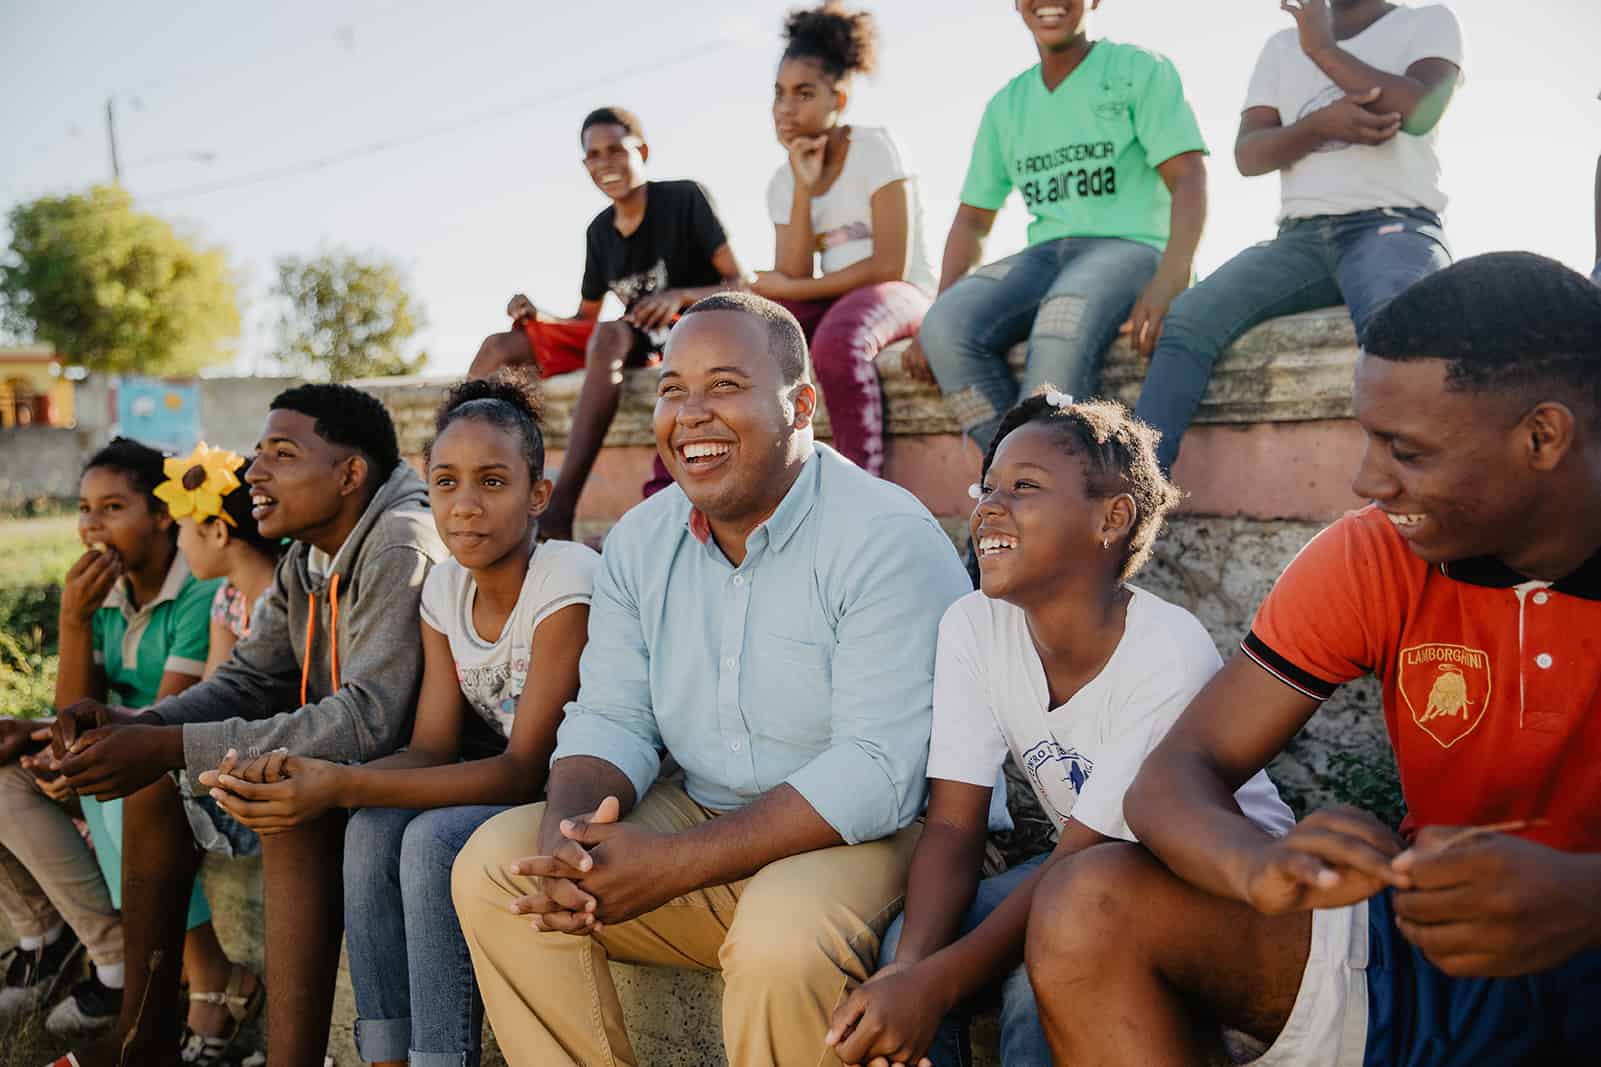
[518,318,595,379]
[516,318,661,380]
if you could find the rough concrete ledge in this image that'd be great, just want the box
[359,306,1359,455]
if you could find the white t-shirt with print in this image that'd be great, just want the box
[1244,3,1464,221]
[766,125,938,297]
[927,586,1294,843]
[420,539,599,738]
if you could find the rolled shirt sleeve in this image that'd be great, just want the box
[550,536,664,804]
[784,513,971,844]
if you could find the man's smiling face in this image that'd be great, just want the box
[653,310,812,527]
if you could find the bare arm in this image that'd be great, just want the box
[201,618,237,680]
[670,783,843,890]
[1124,152,1209,359]
[1305,50,1460,135]
[337,606,588,810]
[771,180,915,302]
[889,780,992,966]
[774,180,818,279]
[918,818,1110,1004]
[935,203,999,294]
[1235,98,1400,177]
[1126,655,1405,914]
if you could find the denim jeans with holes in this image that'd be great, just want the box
[1134,207,1452,473]
[876,853,1052,1067]
[345,804,509,1067]
[919,237,1162,455]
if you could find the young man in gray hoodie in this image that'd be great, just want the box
[45,383,446,1067]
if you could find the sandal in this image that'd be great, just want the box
[177,964,263,1066]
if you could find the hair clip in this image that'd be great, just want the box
[154,442,245,526]
[1044,390,1072,410]
[967,483,983,500]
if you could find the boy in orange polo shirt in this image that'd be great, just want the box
[1023,252,1601,1066]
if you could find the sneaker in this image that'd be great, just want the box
[43,971,121,1038]
[0,928,83,1023]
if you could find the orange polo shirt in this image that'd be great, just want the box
[1243,506,1601,852]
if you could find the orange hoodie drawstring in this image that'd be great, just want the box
[298,573,343,706]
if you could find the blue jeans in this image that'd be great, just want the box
[345,805,509,1067]
[921,237,1162,454]
[877,853,1051,1067]
[1135,207,1451,472]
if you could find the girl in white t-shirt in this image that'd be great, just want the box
[825,390,1293,1067]
[750,4,936,477]
[215,372,597,1067]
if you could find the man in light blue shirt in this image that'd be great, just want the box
[451,292,970,1066]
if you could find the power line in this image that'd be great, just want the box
[140,35,742,205]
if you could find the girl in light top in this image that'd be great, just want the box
[825,392,1293,1067]
[204,371,596,1067]
[751,2,936,476]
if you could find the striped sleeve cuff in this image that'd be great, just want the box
[1241,631,1338,702]
[164,655,206,678]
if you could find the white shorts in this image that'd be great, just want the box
[1248,900,1370,1067]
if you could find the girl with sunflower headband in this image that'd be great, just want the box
[161,443,287,678]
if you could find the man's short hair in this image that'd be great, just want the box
[678,292,812,387]
[270,383,401,482]
[579,107,645,145]
[1363,252,1601,423]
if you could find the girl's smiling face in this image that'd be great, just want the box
[78,465,169,571]
[971,421,1124,603]
[428,417,550,572]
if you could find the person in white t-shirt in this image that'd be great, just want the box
[1135,0,1464,473]
[823,389,1293,1067]
[204,372,598,1067]
[750,4,936,476]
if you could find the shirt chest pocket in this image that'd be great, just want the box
[744,632,834,747]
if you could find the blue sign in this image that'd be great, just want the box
[116,377,201,453]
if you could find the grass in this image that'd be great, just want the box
[0,516,76,720]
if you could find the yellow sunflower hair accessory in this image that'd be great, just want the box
[154,442,245,526]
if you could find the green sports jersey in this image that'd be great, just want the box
[92,553,219,708]
[959,41,1207,251]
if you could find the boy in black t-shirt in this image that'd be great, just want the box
[471,107,749,540]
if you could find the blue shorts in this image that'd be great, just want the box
[1364,889,1601,1066]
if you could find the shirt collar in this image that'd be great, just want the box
[1440,546,1601,601]
[103,552,192,619]
[684,446,819,554]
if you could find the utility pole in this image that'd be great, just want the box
[105,97,121,183]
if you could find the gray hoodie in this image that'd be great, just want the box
[153,463,446,788]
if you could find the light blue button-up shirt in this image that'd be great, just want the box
[553,443,971,845]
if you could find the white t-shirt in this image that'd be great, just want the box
[766,125,938,297]
[419,539,599,738]
[1244,3,1464,221]
[928,587,1295,843]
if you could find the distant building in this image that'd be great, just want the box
[0,346,76,428]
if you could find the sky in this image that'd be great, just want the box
[3,0,1599,378]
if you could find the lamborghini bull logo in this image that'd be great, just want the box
[1399,644,1491,749]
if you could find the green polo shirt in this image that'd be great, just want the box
[91,554,220,708]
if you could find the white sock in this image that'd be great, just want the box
[18,923,64,952]
[94,962,125,990]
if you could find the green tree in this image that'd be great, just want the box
[272,249,427,380]
[0,185,241,374]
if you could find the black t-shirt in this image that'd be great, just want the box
[580,180,729,310]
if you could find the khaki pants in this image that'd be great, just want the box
[452,781,919,1067]
[0,762,122,965]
